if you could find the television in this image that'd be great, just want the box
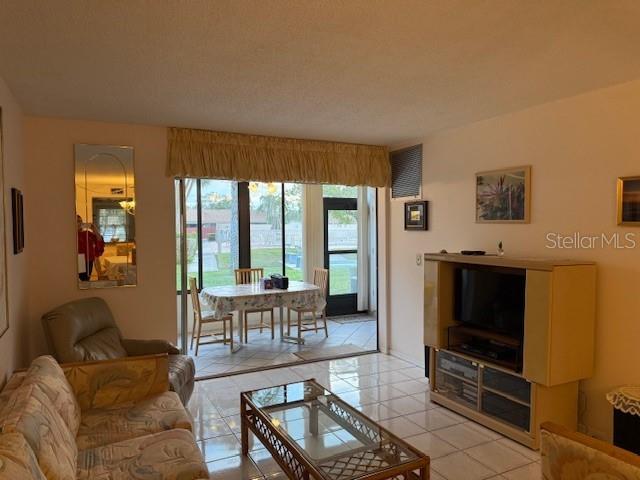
[454,266,526,340]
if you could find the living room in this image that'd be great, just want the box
[2,2,640,480]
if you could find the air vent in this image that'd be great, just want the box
[391,144,422,198]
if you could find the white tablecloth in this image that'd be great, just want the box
[201,281,326,318]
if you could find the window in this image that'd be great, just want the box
[93,198,134,242]
[201,180,239,286]
[177,181,369,292]
[322,184,358,198]
[176,179,239,290]
[284,183,303,280]
[249,182,283,276]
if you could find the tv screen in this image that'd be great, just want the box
[454,266,526,339]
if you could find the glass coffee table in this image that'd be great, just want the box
[241,379,429,479]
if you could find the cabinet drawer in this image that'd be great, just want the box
[481,391,530,432]
[435,370,478,409]
[436,350,478,382]
[483,367,531,404]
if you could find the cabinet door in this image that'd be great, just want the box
[483,367,531,404]
[481,391,531,432]
[437,350,478,382]
[435,371,478,410]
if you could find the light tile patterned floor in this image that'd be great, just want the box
[189,352,541,480]
[189,316,377,378]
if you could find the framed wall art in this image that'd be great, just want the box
[11,188,24,254]
[404,200,428,230]
[617,176,640,225]
[476,165,531,223]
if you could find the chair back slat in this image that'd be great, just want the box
[235,268,264,284]
[189,277,201,317]
[313,268,329,298]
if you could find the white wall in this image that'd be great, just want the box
[387,78,640,440]
[24,117,176,358]
[0,76,29,385]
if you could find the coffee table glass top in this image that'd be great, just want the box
[243,379,424,479]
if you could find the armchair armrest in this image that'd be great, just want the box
[121,338,180,356]
[541,422,640,479]
[62,354,170,411]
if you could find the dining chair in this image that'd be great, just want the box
[189,277,233,355]
[287,268,329,340]
[234,268,275,342]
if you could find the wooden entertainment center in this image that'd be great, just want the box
[423,253,596,449]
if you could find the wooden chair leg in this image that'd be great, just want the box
[223,317,227,344]
[287,308,291,336]
[297,311,302,342]
[229,316,234,352]
[323,311,328,337]
[271,309,275,340]
[260,311,264,333]
[190,314,197,350]
[195,317,203,356]
[314,311,318,331]
[244,312,248,343]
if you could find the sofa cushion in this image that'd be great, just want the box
[22,355,81,436]
[77,429,209,480]
[0,383,77,480]
[76,391,193,450]
[0,432,46,480]
[168,354,196,405]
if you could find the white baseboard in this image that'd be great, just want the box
[389,348,423,368]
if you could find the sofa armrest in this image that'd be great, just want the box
[121,338,180,356]
[540,422,640,479]
[61,354,170,411]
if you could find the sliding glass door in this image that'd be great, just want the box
[323,197,358,316]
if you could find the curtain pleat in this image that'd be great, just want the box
[166,128,390,187]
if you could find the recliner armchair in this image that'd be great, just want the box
[41,297,195,405]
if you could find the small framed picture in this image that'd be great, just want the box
[617,176,640,225]
[11,188,24,254]
[476,165,531,223]
[404,201,428,230]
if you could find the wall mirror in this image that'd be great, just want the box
[75,144,136,289]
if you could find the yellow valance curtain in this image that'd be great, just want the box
[166,127,390,187]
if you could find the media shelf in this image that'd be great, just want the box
[432,349,531,433]
[447,325,523,372]
[423,253,596,448]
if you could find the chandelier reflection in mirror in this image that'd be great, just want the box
[74,144,137,289]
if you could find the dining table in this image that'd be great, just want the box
[200,280,326,351]
[102,255,132,280]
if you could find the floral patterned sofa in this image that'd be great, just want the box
[541,421,640,479]
[0,354,209,480]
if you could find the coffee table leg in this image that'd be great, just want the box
[241,398,249,455]
[309,402,318,436]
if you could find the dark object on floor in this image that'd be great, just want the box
[613,408,640,455]
[41,297,195,405]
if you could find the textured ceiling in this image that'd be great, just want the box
[1,1,640,145]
